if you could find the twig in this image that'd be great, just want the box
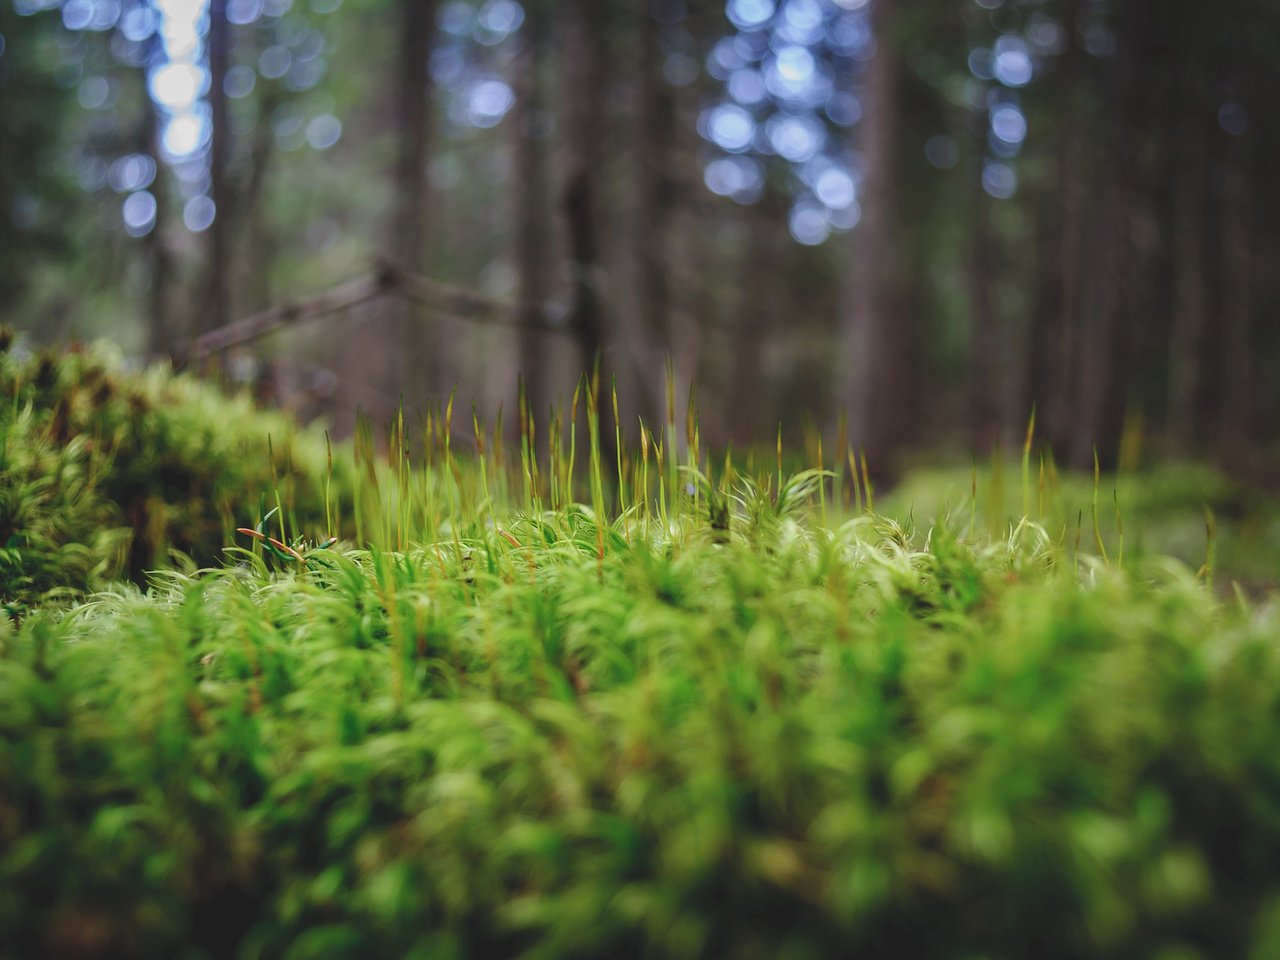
[183,255,569,363]
[185,273,386,360]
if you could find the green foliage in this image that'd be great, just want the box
[0,403,127,616]
[884,460,1280,590]
[3,342,1280,956]
[0,337,349,607]
[3,467,1280,957]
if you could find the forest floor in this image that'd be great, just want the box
[3,344,1280,958]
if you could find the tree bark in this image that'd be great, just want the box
[561,0,610,383]
[1045,5,1088,461]
[202,0,232,338]
[840,0,908,473]
[1071,25,1137,468]
[1218,145,1253,459]
[513,0,551,425]
[635,2,676,411]
[731,195,782,446]
[140,35,172,358]
[968,186,1000,453]
[1166,52,1209,453]
[390,0,440,405]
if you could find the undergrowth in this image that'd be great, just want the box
[0,335,348,607]
[2,344,1279,958]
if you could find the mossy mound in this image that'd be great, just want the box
[0,335,346,611]
[2,505,1280,958]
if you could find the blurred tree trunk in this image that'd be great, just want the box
[513,0,551,425]
[731,194,783,446]
[390,0,440,406]
[1044,10,1087,463]
[202,0,231,338]
[143,141,171,357]
[1219,142,1253,460]
[140,36,171,358]
[634,2,676,418]
[968,187,1000,453]
[1071,31,1137,467]
[1166,75,1208,452]
[239,25,282,317]
[561,0,610,383]
[840,0,909,473]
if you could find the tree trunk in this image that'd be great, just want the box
[390,0,439,407]
[140,36,171,358]
[1218,145,1253,460]
[202,0,232,339]
[1071,30,1136,468]
[513,0,551,425]
[561,0,610,383]
[1045,7,1088,462]
[731,195,782,446]
[968,187,1000,453]
[840,0,907,473]
[634,2,676,416]
[1166,79,1208,453]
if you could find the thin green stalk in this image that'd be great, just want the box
[1092,445,1109,565]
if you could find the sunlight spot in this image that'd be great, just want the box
[108,154,157,192]
[990,103,1026,145]
[982,160,1017,199]
[789,204,829,245]
[305,113,342,149]
[225,64,256,99]
[183,195,216,232]
[227,0,263,24]
[439,0,475,36]
[814,167,855,209]
[477,0,523,36]
[728,68,767,105]
[766,113,822,162]
[259,45,292,79]
[78,75,111,110]
[826,200,860,230]
[707,103,756,152]
[120,6,155,40]
[151,61,202,110]
[163,111,205,156]
[727,0,775,30]
[825,91,861,126]
[122,191,157,236]
[61,0,93,30]
[467,79,515,127]
[993,36,1032,87]
[703,155,764,204]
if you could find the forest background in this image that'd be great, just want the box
[1,0,1274,477]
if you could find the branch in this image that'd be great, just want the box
[182,255,567,363]
[185,272,387,360]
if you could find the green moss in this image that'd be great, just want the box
[0,336,349,608]
[2,473,1279,957]
[3,337,1280,956]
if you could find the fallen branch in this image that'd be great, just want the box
[185,272,387,361]
[183,256,567,363]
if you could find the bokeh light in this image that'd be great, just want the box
[121,189,157,236]
[703,0,871,244]
[788,202,829,245]
[183,195,216,232]
[305,113,342,149]
[981,160,1017,199]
